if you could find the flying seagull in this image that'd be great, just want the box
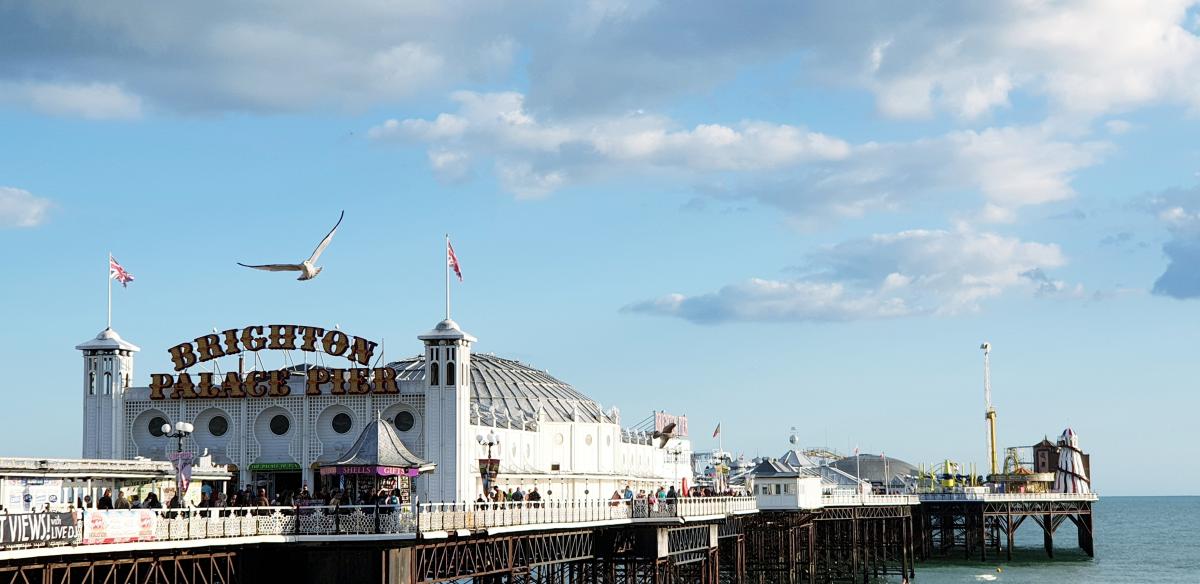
[238,210,344,281]
[652,422,676,449]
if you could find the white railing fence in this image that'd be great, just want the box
[917,492,1099,502]
[0,497,759,552]
[820,494,921,507]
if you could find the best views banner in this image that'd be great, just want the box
[0,512,78,546]
[81,510,158,544]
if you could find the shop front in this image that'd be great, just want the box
[248,462,302,499]
[317,417,434,505]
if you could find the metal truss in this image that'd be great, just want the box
[666,526,712,565]
[0,551,239,584]
[414,530,595,584]
[920,499,1094,561]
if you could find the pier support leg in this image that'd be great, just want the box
[1005,509,1014,562]
[1076,510,1095,558]
[1042,514,1054,559]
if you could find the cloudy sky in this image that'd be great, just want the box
[2,1,1198,495]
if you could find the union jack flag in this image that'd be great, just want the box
[109,255,134,287]
[447,239,463,282]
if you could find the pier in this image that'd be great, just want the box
[915,492,1097,561]
[1,494,930,584]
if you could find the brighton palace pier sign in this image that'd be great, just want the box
[149,325,397,400]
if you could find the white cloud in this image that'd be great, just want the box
[0,187,53,228]
[520,1,1200,121]
[624,228,1071,323]
[370,91,852,195]
[0,82,142,120]
[380,93,1103,221]
[1144,186,1200,298]
[0,1,526,114]
[2,1,1200,120]
[1105,120,1135,135]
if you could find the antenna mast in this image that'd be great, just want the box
[981,342,998,478]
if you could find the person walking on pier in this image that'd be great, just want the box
[98,489,113,510]
[115,491,131,509]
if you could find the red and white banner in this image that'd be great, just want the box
[654,412,689,437]
[82,510,157,544]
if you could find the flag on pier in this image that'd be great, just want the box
[447,239,463,281]
[712,423,721,438]
[109,255,134,287]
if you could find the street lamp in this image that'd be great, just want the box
[162,421,194,507]
[476,431,500,498]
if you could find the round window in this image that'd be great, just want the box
[394,411,415,432]
[270,414,290,435]
[332,412,352,434]
[208,416,228,437]
[585,434,593,446]
[149,416,167,437]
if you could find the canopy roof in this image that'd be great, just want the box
[327,417,434,472]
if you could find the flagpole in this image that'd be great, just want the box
[444,234,450,321]
[107,252,112,330]
[719,423,724,458]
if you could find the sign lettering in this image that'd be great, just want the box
[0,513,78,547]
[150,324,394,401]
[165,324,378,372]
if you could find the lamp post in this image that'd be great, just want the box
[476,431,499,498]
[162,421,194,507]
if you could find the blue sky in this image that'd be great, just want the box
[2,1,1199,495]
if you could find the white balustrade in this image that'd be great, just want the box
[0,497,758,554]
[917,492,1098,502]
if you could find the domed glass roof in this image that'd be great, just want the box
[388,353,611,424]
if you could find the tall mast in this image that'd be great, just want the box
[981,342,998,478]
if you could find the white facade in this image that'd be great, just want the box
[80,318,693,503]
[76,329,139,459]
[753,476,823,510]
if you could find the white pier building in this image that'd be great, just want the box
[77,317,692,503]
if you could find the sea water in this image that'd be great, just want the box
[908,496,1199,583]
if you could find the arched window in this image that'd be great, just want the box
[88,372,96,395]
[430,362,440,386]
[446,361,456,385]
[103,373,112,395]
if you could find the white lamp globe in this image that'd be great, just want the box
[161,423,172,435]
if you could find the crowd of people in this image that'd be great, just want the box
[473,485,544,505]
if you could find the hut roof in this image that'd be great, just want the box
[330,416,434,471]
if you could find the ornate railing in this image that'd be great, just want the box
[820,494,921,506]
[918,492,1098,502]
[0,497,758,553]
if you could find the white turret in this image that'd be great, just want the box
[77,328,140,459]
[419,318,476,502]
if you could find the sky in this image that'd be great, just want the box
[1,1,1199,496]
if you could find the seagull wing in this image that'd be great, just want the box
[307,210,344,264]
[238,263,304,272]
[663,422,676,434]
